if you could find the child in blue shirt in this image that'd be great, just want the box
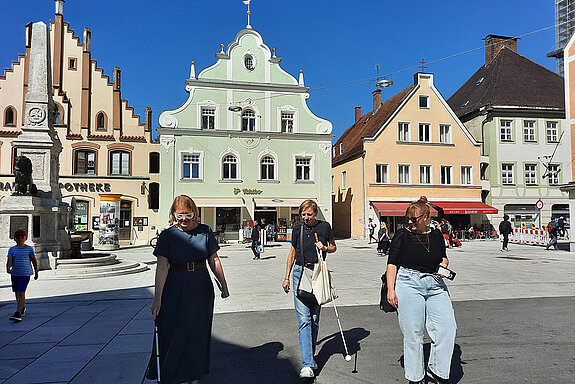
[6,229,38,322]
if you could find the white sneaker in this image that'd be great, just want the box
[299,366,314,378]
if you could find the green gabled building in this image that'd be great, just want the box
[158,24,333,241]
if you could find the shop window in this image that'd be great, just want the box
[110,150,130,175]
[216,207,240,233]
[260,156,275,180]
[74,200,89,231]
[149,152,160,173]
[148,182,160,210]
[4,106,16,126]
[74,150,96,175]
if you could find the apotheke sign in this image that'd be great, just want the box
[59,182,112,193]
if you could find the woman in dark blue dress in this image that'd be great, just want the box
[149,195,230,384]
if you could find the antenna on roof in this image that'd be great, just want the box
[419,59,428,72]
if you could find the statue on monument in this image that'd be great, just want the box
[12,156,38,196]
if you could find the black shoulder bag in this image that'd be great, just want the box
[296,224,318,307]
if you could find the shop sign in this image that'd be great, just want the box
[234,187,263,195]
[59,182,112,193]
[133,217,148,226]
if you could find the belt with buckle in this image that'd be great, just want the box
[296,261,315,270]
[169,261,207,272]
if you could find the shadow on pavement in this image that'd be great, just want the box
[315,327,370,375]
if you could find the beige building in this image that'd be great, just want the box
[332,73,495,239]
[0,1,159,246]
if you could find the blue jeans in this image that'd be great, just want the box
[292,264,321,367]
[395,267,457,382]
[251,240,260,257]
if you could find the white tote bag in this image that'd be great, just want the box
[312,249,337,305]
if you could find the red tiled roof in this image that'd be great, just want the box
[332,85,415,166]
[0,130,22,137]
[120,135,146,142]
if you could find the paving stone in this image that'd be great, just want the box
[0,342,55,359]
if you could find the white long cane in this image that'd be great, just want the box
[154,322,161,383]
[315,234,351,362]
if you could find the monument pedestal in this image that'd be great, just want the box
[0,195,71,270]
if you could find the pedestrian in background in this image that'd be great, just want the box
[148,195,229,384]
[6,229,38,322]
[377,222,391,255]
[251,220,261,260]
[282,200,336,379]
[546,217,559,250]
[368,217,378,243]
[386,196,456,384]
[498,214,512,251]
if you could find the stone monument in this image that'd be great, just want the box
[0,21,71,270]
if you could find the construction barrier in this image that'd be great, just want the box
[505,228,549,246]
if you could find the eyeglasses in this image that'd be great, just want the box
[175,212,194,220]
[405,214,425,223]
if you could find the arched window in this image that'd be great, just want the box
[241,109,255,131]
[110,150,130,175]
[244,55,254,70]
[54,103,64,125]
[96,112,107,130]
[4,106,16,126]
[260,156,275,180]
[222,154,237,180]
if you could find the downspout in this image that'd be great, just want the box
[362,150,367,240]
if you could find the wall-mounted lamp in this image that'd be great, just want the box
[140,181,148,195]
[228,105,242,112]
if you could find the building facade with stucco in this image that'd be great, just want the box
[158,23,333,241]
[0,1,159,247]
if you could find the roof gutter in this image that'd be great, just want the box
[362,150,367,240]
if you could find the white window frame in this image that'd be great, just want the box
[398,121,410,142]
[418,123,431,143]
[180,150,204,181]
[259,154,277,181]
[110,150,131,176]
[548,164,560,185]
[293,153,315,183]
[546,121,559,143]
[221,154,238,180]
[342,171,347,189]
[375,163,389,184]
[339,142,343,154]
[439,124,452,144]
[419,165,432,185]
[398,164,411,184]
[419,95,430,109]
[201,107,216,129]
[461,166,473,185]
[500,119,513,142]
[523,120,536,142]
[332,146,336,159]
[219,148,242,181]
[524,164,537,185]
[331,175,334,193]
[277,106,298,133]
[197,100,220,130]
[501,164,514,185]
[241,109,257,132]
[440,165,453,185]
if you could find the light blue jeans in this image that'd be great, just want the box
[292,264,321,367]
[395,267,457,382]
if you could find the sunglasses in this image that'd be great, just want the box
[405,214,425,223]
[175,212,194,220]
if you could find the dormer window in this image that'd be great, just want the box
[476,77,484,85]
[419,95,430,109]
[244,55,254,70]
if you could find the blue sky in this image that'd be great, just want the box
[0,0,558,141]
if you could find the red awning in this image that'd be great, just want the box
[371,202,438,217]
[430,201,498,215]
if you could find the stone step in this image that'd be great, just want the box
[56,254,118,268]
[46,259,149,280]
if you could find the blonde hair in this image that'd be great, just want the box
[406,196,430,217]
[299,199,318,216]
[169,195,200,223]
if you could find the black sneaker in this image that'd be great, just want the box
[9,312,22,322]
[426,369,451,384]
[253,255,260,260]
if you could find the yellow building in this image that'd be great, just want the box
[332,73,495,239]
[0,1,159,246]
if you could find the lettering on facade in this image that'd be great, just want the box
[59,182,112,193]
[233,187,263,195]
[0,182,14,191]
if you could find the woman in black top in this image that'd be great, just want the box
[386,196,456,384]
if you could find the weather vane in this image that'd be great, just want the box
[243,0,252,28]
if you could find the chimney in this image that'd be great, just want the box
[113,66,121,90]
[355,106,361,123]
[372,89,382,111]
[485,34,518,64]
[55,0,65,16]
[145,107,152,132]
[83,27,91,53]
